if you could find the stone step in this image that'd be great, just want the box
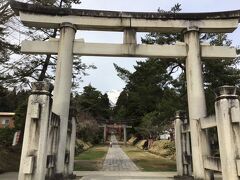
[75,171,177,179]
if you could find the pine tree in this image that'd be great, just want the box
[1,0,96,88]
[114,4,240,130]
[72,85,111,120]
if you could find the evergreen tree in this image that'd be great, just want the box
[72,85,111,120]
[0,85,29,144]
[114,59,182,127]
[114,4,240,130]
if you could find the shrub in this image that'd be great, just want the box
[75,139,93,156]
[149,140,176,159]
[0,128,15,147]
[127,136,138,145]
[136,140,147,150]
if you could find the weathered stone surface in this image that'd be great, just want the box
[215,86,240,180]
[10,1,240,20]
[31,81,53,94]
[51,23,76,174]
[21,40,237,59]
[174,113,184,176]
[199,115,216,129]
[75,171,177,180]
[10,1,239,33]
[215,85,238,99]
[102,135,139,171]
[203,156,221,172]
[184,29,213,179]
[18,82,52,180]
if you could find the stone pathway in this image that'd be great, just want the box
[82,135,176,179]
[102,135,139,171]
[77,171,176,180]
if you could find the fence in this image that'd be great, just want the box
[18,82,77,180]
[175,86,240,180]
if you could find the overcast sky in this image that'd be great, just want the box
[73,0,240,99]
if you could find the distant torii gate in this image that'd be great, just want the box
[10,1,240,179]
[99,124,132,144]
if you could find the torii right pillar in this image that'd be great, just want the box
[104,124,107,143]
[184,26,213,179]
[123,125,127,145]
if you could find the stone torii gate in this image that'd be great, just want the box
[100,123,132,144]
[10,1,240,179]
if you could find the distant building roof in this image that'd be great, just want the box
[0,112,15,116]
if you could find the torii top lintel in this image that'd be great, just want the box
[10,1,240,33]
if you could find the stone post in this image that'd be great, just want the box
[174,111,184,176]
[182,116,192,176]
[46,112,60,179]
[68,117,76,177]
[63,116,76,179]
[64,119,71,174]
[18,82,52,180]
[123,28,136,55]
[104,124,107,142]
[123,125,127,145]
[184,27,213,179]
[52,22,76,176]
[215,86,240,180]
[123,28,137,44]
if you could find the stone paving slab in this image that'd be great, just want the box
[76,171,177,180]
[76,171,224,180]
[102,135,139,171]
[0,171,176,180]
[0,172,18,180]
[80,175,173,180]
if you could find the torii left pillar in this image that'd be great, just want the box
[51,22,76,178]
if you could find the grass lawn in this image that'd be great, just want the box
[74,145,108,171]
[122,145,176,172]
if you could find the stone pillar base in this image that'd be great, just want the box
[46,173,77,180]
[174,175,194,180]
[46,173,64,180]
[67,173,77,179]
